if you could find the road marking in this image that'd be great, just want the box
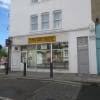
[52,80,82,87]
[0,96,13,100]
[17,77,82,87]
[33,82,53,96]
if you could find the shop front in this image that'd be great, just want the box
[11,30,97,74]
[21,36,69,70]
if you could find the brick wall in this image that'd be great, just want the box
[91,0,100,22]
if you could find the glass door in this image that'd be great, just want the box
[27,50,37,69]
[21,51,27,67]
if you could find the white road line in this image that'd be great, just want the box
[0,96,13,100]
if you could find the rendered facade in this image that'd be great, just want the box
[10,0,98,74]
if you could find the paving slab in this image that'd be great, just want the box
[0,71,100,83]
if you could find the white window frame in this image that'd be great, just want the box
[41,12,49,30]
[31,15,38,31]
[32,0,38,3]
[53,10,62,29]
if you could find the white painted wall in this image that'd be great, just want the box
[88,32,97,74]
[68,29,97,74]
[11,29,97,74]
[11,46,24,71]
[10,0,97,74]
[10,0,92,37]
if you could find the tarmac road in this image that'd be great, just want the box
[0,78,99,100]
[0,78,49,100]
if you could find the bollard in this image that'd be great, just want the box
[5,62,8,75]
[23,62,26,76]
[50,62,53,78]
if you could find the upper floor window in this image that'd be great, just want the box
[32,0,50,3]
[41,12,49,30]
[53,10,62,29]
[31,15,38,31]
[32,0,38,3]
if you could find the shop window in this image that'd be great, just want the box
[21,46,27,51]
[21,45,36,51]
[52,42,69,69]
[37,44,41,50]
[27,45,36,50]
[53,42,68,49]
[52,50,63,62]
[36,50,50,64]
[27,50,37,68]
[41,44,47,49]
[36,44,51,65]
[37,44,50,50]
[21,51,27,63]
[21,42,69,69]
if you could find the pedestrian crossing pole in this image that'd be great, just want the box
[23,62,26,76]
[5,62,8,75]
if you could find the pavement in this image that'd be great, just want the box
[0,71,100,83]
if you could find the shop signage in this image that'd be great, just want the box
[28,36,56,44]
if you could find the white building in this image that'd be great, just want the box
[10,0,97,74]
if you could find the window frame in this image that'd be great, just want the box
[53,10,62,29]
[31,15,38,31]
[41,12,50,30]
[32,0,38,3]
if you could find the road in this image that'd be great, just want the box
[0,78,99,100]
[0,78,50,100]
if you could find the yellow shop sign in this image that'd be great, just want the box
[28,36,56,44]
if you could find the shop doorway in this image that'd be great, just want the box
[27,50,37,69]
[21,51,27,67]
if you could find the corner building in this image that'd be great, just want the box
[10,0,97,74]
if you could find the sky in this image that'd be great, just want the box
[0,0,10,46]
